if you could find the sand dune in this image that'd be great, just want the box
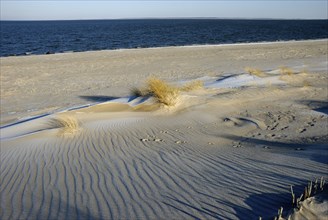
[1,40,327,219]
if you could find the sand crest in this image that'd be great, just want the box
[1,40,327,219]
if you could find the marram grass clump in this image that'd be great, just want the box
[260,177,326,220]
[132,77,204,106]
[49,115,81,136]
[147,77,180,106]
[180,80,204,92]
[302,80,311,88]
[279,66,294,76]
[245,67,266,77]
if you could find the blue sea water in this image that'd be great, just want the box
[0,19,327,57]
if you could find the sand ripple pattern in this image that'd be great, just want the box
[1,115,327,220]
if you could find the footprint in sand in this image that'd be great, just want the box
[290,115,296,122]
[141,138,150,142]
[140,138,163,142]
[232,142,242,148]
[223,117,266,129]
[281,126,289,130]
[270,122,279,131]
[252,133,262,137]
[299,128,307,133]
[307,121,315,127]
[264,133,276,138]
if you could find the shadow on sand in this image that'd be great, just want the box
[79,95,120,102]
[6,195,100,220]
[221,134,328,165]
[298,100,328,114]
[163,178,315,219]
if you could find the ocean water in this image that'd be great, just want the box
[1,19,327,57]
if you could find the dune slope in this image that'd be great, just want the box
[1,40,327,220]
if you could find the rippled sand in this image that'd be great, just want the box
[1,40,327,219]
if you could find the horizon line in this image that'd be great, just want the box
[1,17,327,22]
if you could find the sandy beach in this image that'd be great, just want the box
[1,40,327,219]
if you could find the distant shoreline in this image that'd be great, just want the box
[2,18,328,22]
[2,19,327,57]
[1,38,327,58]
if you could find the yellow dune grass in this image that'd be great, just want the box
[49,115,80,135]
[147,77,179,106]
[245,67,266,77]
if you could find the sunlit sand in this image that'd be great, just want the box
[1,39,327,219]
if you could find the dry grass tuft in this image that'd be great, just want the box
[302,80,311,88]
[180,80,204,92]
[279,66,294,76]
[265,177,327,220]
[131,77,205,106]
[300,69,309,76]
[146,77,179,106]
[245,67,265,77]
[49,115,80,135]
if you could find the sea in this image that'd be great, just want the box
[1,19,327,57]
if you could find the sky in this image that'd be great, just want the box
[1,0,327,21]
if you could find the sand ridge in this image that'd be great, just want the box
[1,40,328,219]
[1,39,327,125]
